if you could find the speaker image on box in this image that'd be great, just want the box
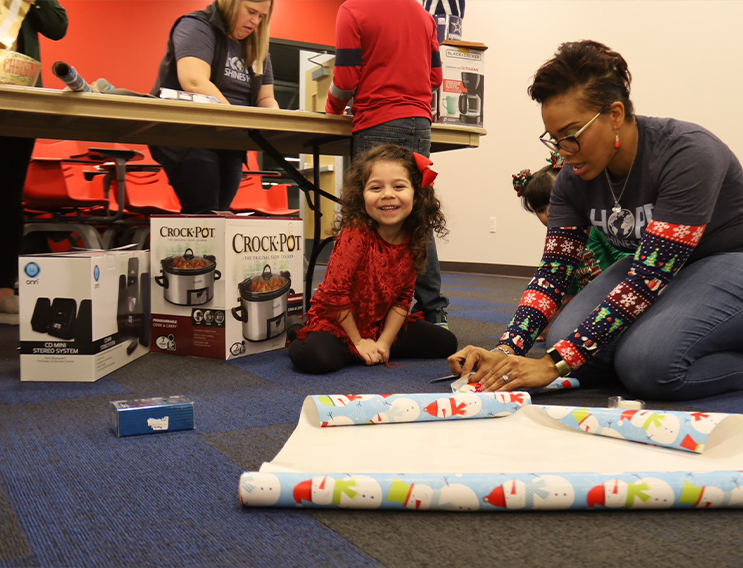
[117,274,134,335]
[46,298,77,340]
[127,257,139,303]
[74,299,93,346]
[31,297,51,333]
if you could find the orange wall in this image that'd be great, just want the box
[38,0,342,93]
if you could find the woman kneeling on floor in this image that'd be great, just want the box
[450,40,743,401]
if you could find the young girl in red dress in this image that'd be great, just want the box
[288,145,458,374]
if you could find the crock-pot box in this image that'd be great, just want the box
[150,215,304,360]
[19,250,150,382]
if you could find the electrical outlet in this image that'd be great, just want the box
[489,217,497,233]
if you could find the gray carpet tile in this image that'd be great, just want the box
[307,508,743,568]
[0,478,34,564]
[199,424,297,472]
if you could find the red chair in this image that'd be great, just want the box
[25,139,148,218]
[90,143,182,249]
[23,160,111,211]
[23,140,148,250]
[230,151,300,216]
[105,144,181,215]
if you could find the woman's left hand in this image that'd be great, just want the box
[479,354,560,392]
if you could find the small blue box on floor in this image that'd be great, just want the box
[110,395,194,437]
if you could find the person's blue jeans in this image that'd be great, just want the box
[546,252,743,401]
[150,146,244,214]
[352,117,448,316]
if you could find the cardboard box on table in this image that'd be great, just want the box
[19,249,150,382]
[436,40,487,128]
[149,215,304,360]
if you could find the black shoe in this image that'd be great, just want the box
[425,308,449,330]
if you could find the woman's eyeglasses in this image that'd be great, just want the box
[539,104,610,153]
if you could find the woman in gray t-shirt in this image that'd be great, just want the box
[150,0,278,213]
[449,40,743,402]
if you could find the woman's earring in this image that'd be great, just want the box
[614,130,620,149]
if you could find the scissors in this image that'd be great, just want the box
[429,373,461,383]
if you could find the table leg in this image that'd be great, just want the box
[247,130,343,311]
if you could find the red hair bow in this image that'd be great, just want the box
[413,153,438,188]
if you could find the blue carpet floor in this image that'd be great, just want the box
[2,270,743,568]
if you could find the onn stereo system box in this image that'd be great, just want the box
[19,249,151,382]
[150,214,304,360]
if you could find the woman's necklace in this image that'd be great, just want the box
[604,151,637,214]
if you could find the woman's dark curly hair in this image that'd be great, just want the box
[332,145,448,274]
[528,40,634,120]
[520,165,557,214]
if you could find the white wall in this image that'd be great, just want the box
[434,0,743,268]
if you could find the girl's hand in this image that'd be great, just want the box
[375,340,392,363]
[355,338,382,366]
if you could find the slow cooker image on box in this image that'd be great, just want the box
[231,265,291,342]
[155,248,221,306]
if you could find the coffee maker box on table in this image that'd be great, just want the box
[436,40,487,128]
[150,215,304,360]
[18,249,151,382]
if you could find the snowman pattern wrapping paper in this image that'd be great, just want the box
[239,471,743,511]
[311,392,530,426]
[239,393,743,511]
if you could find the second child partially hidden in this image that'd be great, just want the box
[289,145,458,374]
[513,153,631,298]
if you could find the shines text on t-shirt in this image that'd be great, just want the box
[224,56,250,84]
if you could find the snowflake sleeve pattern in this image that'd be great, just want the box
[499,226,589,355]
[553,220,706,370]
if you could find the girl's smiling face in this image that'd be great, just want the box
[363,160,415,242]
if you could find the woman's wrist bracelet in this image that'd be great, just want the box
[491,346,512,357]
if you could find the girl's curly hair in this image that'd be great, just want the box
[332,145,448,274]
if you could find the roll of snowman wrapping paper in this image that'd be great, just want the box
[240,394,743,511]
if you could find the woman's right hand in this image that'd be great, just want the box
[448,345,508,384]
[355,338,382,366]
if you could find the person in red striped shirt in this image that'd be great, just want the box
[325,0,450,329]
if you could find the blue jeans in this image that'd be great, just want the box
[546,253,743,401]
[352,117,448,315]
[150,146,243,214]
